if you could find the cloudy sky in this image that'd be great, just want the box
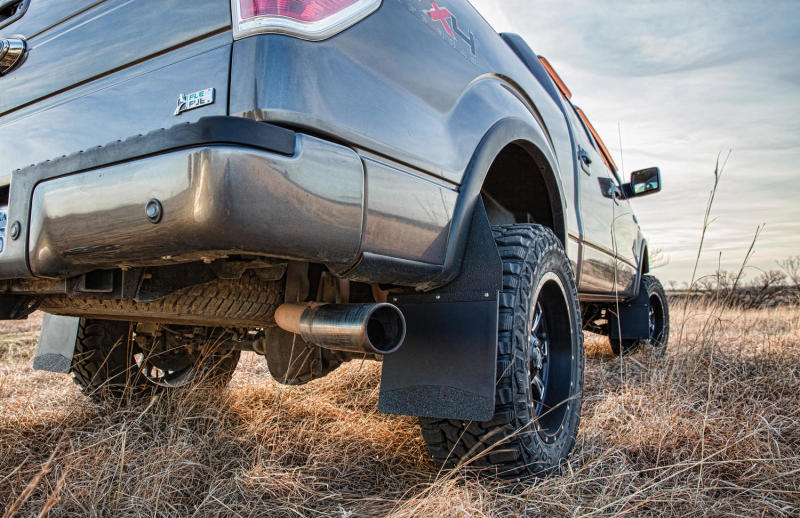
[469,0,800,285]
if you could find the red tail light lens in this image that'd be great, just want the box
[233,0,381,40]
[240,0,360,23]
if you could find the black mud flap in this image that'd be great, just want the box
[32,313,80,373]
[609,280,650,341]
[378,201,502,421]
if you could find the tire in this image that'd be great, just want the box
[609,275,670,355]
[41,273,282,328]
[419,224,584,478]
[71,318,240,401]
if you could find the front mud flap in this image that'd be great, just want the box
[609,279,650,341]
[379,201,502,422]
[33,313,80,373]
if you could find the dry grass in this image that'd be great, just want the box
[0,304,798,517]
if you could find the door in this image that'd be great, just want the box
[564,102,618,294]
[609,174,640,296]
[573,103,643,297]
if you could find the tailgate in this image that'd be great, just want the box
[0,0,231,116]
[0,0,233,275]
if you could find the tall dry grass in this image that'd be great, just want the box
[0,302,798,517]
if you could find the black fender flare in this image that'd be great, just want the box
[422,117,567,290]
[632,234,650,298]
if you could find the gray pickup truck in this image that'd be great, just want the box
[0,0,669,477]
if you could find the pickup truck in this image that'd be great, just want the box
[0,0,669,478]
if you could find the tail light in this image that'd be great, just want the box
[232,0,382,41]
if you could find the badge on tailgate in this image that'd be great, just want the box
[174,87,215,116]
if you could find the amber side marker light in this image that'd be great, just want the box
[538,55,572,100]
[575,106,619,173]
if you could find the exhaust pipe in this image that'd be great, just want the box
[274,303,406,355]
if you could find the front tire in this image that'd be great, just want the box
[420,224,584,478]
[609,275,670,355]
[71,318,240,401]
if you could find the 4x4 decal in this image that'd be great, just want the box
[426,1,476,56]
[404,0,477,63]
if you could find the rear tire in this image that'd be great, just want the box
[71,318,240,401]
[419,224,584,478]
[609,275,670,355]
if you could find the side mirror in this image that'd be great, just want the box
[628,167,661,197]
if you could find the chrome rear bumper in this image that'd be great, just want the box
[2,125,365,279]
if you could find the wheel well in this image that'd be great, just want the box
[480,141,565,244]
[641,246,650,274]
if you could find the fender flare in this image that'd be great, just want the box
[423,117,567,289]
[632,234,650,298]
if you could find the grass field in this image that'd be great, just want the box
[1,303,798,517]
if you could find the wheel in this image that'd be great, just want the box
[41,272,282,328]
[71,318,240,401]
[419,224,584,478]
[609,275,670,355]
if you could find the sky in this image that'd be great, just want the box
[468,0,800,286]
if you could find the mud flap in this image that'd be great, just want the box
[608,281,650,341]
[32,313,80,373]
[378,201,502,421]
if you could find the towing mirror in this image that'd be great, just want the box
[629,167,661,197]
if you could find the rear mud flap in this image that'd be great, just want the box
[33,313,80,373]
[379,201,502,421]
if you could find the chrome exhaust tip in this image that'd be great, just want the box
[274,303,406,355]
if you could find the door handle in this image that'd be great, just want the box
[0,37,26,75]
[578,149,592,175]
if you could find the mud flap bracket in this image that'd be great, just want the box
[378,201,502,421]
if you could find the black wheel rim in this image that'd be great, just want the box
[529,273,574,443]
[648,294,665,347]
[529,301,549,417]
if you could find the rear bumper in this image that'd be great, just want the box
[0,117,365,279]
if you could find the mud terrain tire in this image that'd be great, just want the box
[420,224,584,478]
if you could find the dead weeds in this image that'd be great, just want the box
[0,305,798,517]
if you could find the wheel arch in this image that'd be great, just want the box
[481,139,566,245]
[625,234,650,300]
[428,117,567,289]
[641,244,650,275]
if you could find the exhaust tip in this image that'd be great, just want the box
[275,302,407,355]
[364,303,406,354]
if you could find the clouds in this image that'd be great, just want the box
[469,0,800,283]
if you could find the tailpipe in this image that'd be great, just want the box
[274,303,406,355]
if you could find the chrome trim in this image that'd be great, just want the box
[28,138,365,277]
[0,0,28,30]
[231,0,382,41]
[0,36,25,74]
